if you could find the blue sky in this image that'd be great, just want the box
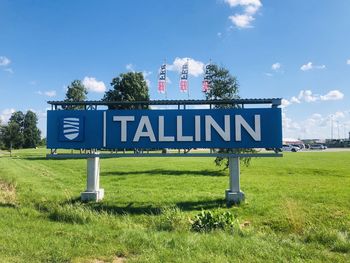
[1,0,349,139]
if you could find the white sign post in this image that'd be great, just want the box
[225,157,245,204]
[81,155,104,201]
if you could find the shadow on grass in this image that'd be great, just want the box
[0,203,17,208]
[22,156,47,161]
[102,169,227,177]
[63,197,226,215]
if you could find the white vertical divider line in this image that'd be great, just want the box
[103,111,107,148]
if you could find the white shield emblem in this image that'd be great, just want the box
[63,117,80,140]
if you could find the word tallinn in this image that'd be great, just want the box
[112,114,261,142]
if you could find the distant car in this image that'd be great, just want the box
[281,144,300,152]
[292,144,305,150]
[309,144,327,150]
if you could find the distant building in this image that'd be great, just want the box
[283,138,305,148]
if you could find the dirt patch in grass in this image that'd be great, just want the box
[84,256,126,263]
[0,180,17,206]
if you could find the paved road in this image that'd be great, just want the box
[301,148,350,152]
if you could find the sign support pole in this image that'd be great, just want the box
[81,154,104,202]
[225,157,245,204]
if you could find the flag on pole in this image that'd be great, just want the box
[180,62,189,92]
[202,80,209,92]
[202,64,210,92]
[158,64,166,94]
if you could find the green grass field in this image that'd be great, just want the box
[0,148,349,262]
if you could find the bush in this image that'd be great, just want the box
[190,210,238,233]
[155,206,189,232]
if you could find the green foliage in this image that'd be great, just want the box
[0,120,4,149]
[2,122,23,153]
[39,137,47,146]
[214,148,257,169]
[2,111,26,150]
[0,150,350,262]
[155,206,189,232]
[205,64,256,168]
[9,111,25,131]
[103,72,150,109]
[205,64,239,105]
[1,110,41,151]
[64,80,87,109]
[191,210,238,233]
[23,110,41,148]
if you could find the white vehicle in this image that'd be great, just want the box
[281,144,300,152]
[309,144,327,150]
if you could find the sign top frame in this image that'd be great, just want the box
[47,98,281,109]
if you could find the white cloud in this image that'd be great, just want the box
[126,63,135,72]
[0,56,11,66]
[229,14,254,28]
[281,99,291,108]
[347,59,350,65]
[300,62,326,71]
[44,90,56,97]
[225,0,262,29]
[264,72,273,77]
[282,89,344,109]
[167,57,205,77]
[36,90,57,97]
[271,62,281,71]
[4,68,14,74]
[298,90,318,102]
[333,111,345,119]
[282,111,300,131]
[290,96,300,104]
[225,0,262,10]
[300,62,312,71]
[217,32,222,38]
[320,90,344,101]
[0,108,15,124]
[82,77,106,93]
[142,70,152,87]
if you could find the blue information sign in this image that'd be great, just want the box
[47,108,282,149]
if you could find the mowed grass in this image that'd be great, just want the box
[0,148,349,262]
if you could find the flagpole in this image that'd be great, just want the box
[164,58,167,100]
[187,59,190,99]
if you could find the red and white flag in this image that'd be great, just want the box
[202,64,210,92]
[202,80,209,92]
[179,62,189,92]
[158,64,166,94]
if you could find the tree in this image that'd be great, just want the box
[5,111,25,149]
[2,122,23,156]
[23,110,41,148]
[205,64,239,106]
[205,64,255,169]
[9,111,25,132]
[103,72,150,109]
[0,120,4,149]
[64,80,87,109]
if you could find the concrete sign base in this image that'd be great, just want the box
[81,189,104,202]
[81,156,104,202]
[226,157,245,205]
[225,190,245,204]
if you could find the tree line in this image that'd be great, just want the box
[62,65,238,108]
[0,111,42,156]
